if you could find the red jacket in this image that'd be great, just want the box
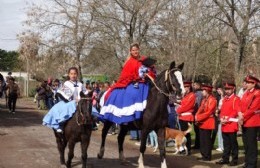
[195,95,217,130]
[176,92,196,122]
[105,56,156,100]
[220,94,240,133]
[241,88,260,127]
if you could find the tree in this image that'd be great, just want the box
[0,49,20,71]
[212,0,260,76]
[22,0,96,81]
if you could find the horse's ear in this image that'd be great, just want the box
[169,61,176,70]
[86,91,93,97]
[177,62,184,71]
[80,91,86,98]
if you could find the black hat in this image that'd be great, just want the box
[142,57,157,67]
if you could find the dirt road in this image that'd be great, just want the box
[0,98,246,168]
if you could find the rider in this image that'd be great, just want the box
[99,43,156,124]
[43,67,87,133]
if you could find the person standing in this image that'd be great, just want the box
[215,87,224,152]
[238,75,260,168]
[195,84,217,161]
[216,82,240,166]
[176,81,196,155]
[192,81,203,149]
[5,77,20,114]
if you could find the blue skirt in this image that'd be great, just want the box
[99,83,149,124]
[42,100,77,130]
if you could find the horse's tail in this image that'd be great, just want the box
[184,123,192,135]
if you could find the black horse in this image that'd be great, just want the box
[97,61,185,168]
[54,92,93,168]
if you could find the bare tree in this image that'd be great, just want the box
[212,0,260,75]
[22,0,96,81]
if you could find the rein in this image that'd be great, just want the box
[146,69,178,97]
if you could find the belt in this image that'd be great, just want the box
[228,118,239,122]
[180,112,192,116]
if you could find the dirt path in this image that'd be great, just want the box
[0,98,246,168]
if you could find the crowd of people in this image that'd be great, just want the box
[40,43,259,168]
[1,42,259,168]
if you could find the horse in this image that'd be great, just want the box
[54,92,93,168]
[97,61,185,168]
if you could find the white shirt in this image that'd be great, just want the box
[59,81,86,100]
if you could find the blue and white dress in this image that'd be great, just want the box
[99,66,150,124]
[42,81,86,130]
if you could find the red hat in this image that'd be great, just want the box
[223,82,236,89]
[245,75,260,84]
[201,84,213,92]
[184,81,192,87]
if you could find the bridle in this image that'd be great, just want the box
[146,68,181,97]
[76,97,92,126]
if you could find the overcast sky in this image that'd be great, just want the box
[0,0,39,51]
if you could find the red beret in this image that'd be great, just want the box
[201,84,213,92]
[245,75,260,84]
[223,82,236,89]
[184,81,192,87]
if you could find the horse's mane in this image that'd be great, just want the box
[153,69,167,88]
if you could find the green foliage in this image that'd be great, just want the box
[0,49,20,71]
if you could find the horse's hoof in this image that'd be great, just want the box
[97,153,103,159]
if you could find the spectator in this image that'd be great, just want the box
[37,81,47,110]
[215,87,224,152]
[5,77,20,114]
[46,83,54,109]
[192,81,203,149]
[52,79,61,104]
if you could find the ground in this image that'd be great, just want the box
[0,98,257,168]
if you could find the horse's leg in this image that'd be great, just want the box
[157,128,167,168]
[81,132,91,168]
[117,124,129,164]
[97,121,113,159]
[138,127,150,168]
[54,131,67,166]
[66,140,76,168]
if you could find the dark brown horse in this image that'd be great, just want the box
[54,92,93,168]
[97,61,185,168]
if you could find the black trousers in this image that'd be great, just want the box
[179,120,191,152]
[222,132,238,162]
[242,127,259,168]
[8,93,17,112]
[193,123,200,148]
[211,116,219,146]
[200,128,213,160]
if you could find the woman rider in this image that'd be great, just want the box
[99,43,156,124]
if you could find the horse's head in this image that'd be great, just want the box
[165,61,185,99]
[76,91,93,125]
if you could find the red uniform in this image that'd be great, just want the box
[176,92,196,122]
[195,95,217,130]
[220,94,240,133]
[241,88,260,127]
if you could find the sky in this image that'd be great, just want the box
[0,0,39,51]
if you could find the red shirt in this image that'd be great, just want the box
[176,92,196,122]
[220,94,240,132]
[241,88,260,127]
[195,95,217,130]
